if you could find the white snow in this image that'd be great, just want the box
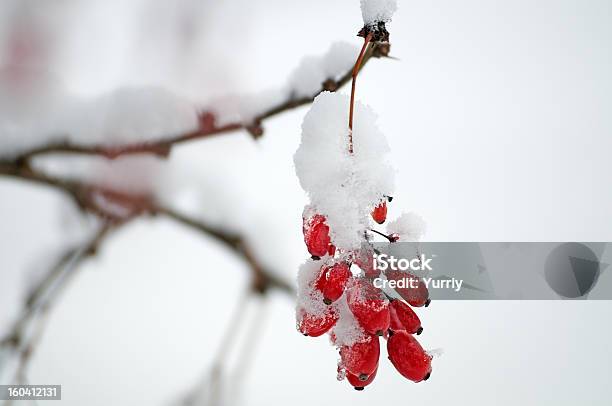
[0,73,199,157]
[321,42,359,80]
[293,91,394,250]
[0,41,358,157]
[204,42,358,126]
[287,56,327,99]
[296,259,368,347]
[296,258,327,317]
[287,42,358,98]
[427,348,445,358]
[360,0,397,26]
[387,212,427,241]
[208,88,286,127]
[331,292,367,347]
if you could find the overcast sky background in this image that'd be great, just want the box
[1,0,611,405]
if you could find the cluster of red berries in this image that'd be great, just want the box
[297,198,433,390]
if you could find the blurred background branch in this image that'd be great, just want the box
[0,222,115,391]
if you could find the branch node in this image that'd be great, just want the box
[323,78,339,92]
[246,121,264,139]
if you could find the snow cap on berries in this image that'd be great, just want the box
[360,0,397,26]
[294,92,395,250]
[387,212,427,242]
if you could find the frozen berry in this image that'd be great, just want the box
[315,262,351,304]
[352,247,379,278]
[303,214,331,259]
[328,244,337,256]
[340,335,380,378]
[389,299,422,334]
[297,307,338,337]
[346,279,390,335]
[346,366,378,390]
[371,201,387,224]
[387,331,432,382]
[385,270,430,307]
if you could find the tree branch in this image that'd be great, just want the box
[0,161,293,389]
[10,43,386,162]
[154,206,294,296]
[0,160,294,297]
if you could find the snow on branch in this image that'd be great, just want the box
[2,42,390,162]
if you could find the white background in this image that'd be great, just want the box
[1,0,611,405]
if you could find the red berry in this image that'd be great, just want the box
[328,244,337,256]
[315,262,351,304]
[390,300,422,334]
[303,214,331,259]
[346,366,378,390]
[340,335,380,378]
[371,201,387,224]
[346,279,390,335]
[387,331,432,382]
[352,247,379,278]
[385,270,430,307]
[297,307,338,337]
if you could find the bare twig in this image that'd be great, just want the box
[0,222,115,390]
[156,206,294,296]
[348,32,373,154]
[0,161,294,297]
[179,293,270,406]
[9,43,386,162]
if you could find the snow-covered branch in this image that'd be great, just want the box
[5,42,389,162]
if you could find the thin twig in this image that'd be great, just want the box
[0,162,294,296]
[348,32,373,154]
[156,206,294,296]
[0,222,115,391]
[181,289,251,406]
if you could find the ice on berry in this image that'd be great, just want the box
[330,294,368,347]
[387,212,427,242]
[360,0,398,26]
[296,259,328,317]
[294,91,394,250]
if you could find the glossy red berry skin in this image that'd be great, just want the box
[346,280,390,335]
[315,262,351,304]
[385,270,430,307]
[371,201,387,224]
[297,307,338,337]
[390,300,422,334]
[340,335,380,378]
[303,214,331,259]
[346,366,378,390]
[387,331,432,382]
